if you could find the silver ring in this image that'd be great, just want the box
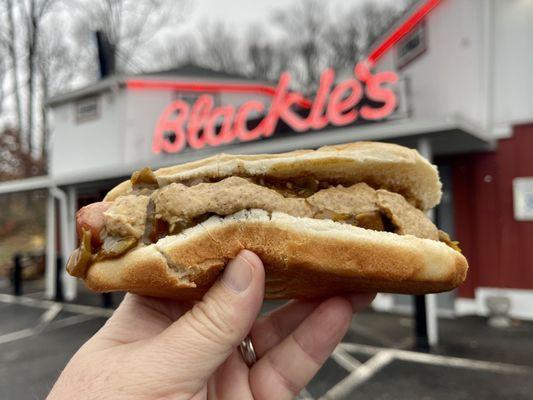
[239,335,257,367]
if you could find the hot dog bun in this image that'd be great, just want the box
[70,141,468,300]
[104,142,442,211]
[85,210,467,300]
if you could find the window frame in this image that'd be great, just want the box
[75,96,100,124]
[395,22,427,70]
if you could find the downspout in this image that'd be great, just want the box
[50,187,76,301]
[417,138,438,347]
[45,192,56,299]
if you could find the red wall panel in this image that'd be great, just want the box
[453,124,533,297]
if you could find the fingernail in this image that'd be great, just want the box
[222,252,254,293]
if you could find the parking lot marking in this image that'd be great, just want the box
[0,328,36,345]
[0,307,101,347]
[340,343,533,375]
[320,351,394,400]
[331,347,361,371]
[0,304,62,345]
[40,303,62,321]
[47,314,97,331]
[297,387,314,400]
[33,303,63,334]
[0,293,114,317]
[61,302,114,317]
[0,314,98,346]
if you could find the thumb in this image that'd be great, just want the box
[154,250,264,384]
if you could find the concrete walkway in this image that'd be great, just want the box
[1,290,532,399]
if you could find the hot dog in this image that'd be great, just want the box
[67,142,467,300]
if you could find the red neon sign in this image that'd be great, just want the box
[126,80,312,108]
[126,0,442,154]
[148,62,398,154]
[125,0,441,154]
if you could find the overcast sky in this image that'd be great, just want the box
[177,0,403,37]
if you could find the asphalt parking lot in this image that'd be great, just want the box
[1,282,533,399]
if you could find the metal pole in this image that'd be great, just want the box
[45,191,56,299]
[50,187,74,302]
[416,138,438,349]
[426,289,438,347]
[64,186,78,301]
[102,293,113,308]
[414,295,429,352]
[13,253,22,296]
[55,255,64,302]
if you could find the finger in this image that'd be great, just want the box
[89,294,192,350]
[115,293,192,326]
[250,297,352,400]
[211,350,254,400]
[149,250,265,391]
[345,292,377,312]
[251,293,376,358]
[251,300,320,357]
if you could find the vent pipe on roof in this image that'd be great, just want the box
[95,31,115,78]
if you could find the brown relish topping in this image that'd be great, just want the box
[66,229,93,278]
[131,167,158,189]
[438,230,462,253]
[95,236,138,261]
[74,176,461,267]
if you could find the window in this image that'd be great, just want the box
[396,22,426,69]
[75,96,99,123]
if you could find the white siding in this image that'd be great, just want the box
[48,0,533,181]
[374,0,533,139]
[49,90,126,178]
[49,80,272,179]
[375,0,486,130]
[492,0,533,130]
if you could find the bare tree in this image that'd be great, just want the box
[0,127,46,244]
[322,2,401,72]
[191,0,402,89]
[0,0,59,158]
[0,0,191,180]
[361,2,401,50]
[322,7,363,73]
[242,27,291,82]
[196,21,244,74]
[191,23,290,82]
[140,32,198,72]
[246,42,281,81]
[23,0,58,156]
[71,0,189,74]
[272,0,330,92]
[0,49,5,115]
[266,0,401,90]
[0,0,24,139]
[0,128,45,180]
[37,27,86,159]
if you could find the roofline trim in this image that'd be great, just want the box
[0,115,490,194]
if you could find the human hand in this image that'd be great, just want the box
[48,250,375,400]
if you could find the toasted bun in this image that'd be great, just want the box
[105,142,441,211]
[85,210,467,300]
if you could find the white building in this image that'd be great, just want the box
[1,0,533,330]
